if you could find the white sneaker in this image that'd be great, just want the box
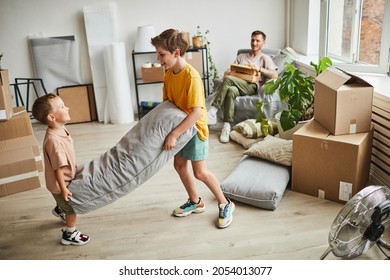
[219,126,231,143]
[207,106,218,125]
[207,113,217,125]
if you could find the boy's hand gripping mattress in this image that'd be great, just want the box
[68,101,197,214]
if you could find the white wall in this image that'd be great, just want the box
[0,0,286,112]
[290,0,320,56]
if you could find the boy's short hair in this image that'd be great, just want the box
[251,30,266,40]
[151,29,189,56]
[32,93,58,125]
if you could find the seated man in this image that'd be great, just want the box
[208,30,278,143]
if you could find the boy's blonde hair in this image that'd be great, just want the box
[32,93,58,125]
[151,29,189,56]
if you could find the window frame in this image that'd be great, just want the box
[319,0,390,75]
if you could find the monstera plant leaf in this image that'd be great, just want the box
[311,57,333,76]
[280,109,301,131]
[262,56,332,134]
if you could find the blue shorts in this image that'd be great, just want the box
[176,133,208,161]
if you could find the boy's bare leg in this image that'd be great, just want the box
[174,155,199,203]
[191,160,228,205]
[65,213,77,228]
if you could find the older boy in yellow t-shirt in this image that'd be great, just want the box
[151,29,235,228]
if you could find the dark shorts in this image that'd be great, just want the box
[52,193,75,215]
[176,133,208,161]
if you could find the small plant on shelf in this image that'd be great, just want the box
[194,26,219,83]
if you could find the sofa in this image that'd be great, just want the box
[207,48,292,124]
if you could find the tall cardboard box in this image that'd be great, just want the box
[0,69,13,121]
[185,51,203,76]
[314,68,373,135]
[0,135,43,171]
[0,147,41,197]
[292,119,374,204]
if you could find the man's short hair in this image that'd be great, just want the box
[251,30,266,40]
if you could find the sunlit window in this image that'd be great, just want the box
[322,0,389,74]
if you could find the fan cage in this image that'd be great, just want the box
[328,186,390,259]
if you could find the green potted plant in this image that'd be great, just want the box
[193,26,219,82]
[258,56,332,138]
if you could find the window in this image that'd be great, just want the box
[320,0,390,74]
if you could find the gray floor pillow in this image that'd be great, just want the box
[68,101,197,214]
[221,155,290,210]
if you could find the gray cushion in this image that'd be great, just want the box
[221,155,290,210]
[68,101,197,214]
[233,95,260,123]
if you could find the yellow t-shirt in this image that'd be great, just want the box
[163,64,208,140]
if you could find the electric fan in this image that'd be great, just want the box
[320,185,390,260]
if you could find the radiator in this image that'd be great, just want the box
[370,92,390,186]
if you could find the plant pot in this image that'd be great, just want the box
[275,112,309,140]
[192,36,203,48]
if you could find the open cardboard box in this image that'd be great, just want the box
[314,68,373,135]
[229,64,260,83]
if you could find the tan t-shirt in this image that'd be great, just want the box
[43,128,76,194]
[234,53,277,87]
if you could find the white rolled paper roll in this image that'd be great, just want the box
[103,42,134,124]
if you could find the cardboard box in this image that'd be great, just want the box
[314,68,373,135]
[0,107,33,141]
[57,85,97,124]
[185,51,203,76]
[0,146,41,197]
[0,69,13,121]
[0,135,43,171]
[229,64,260,83]
[142,66,165,82]
[292,119,374,204]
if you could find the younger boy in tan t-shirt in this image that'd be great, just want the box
[32,94,90,246]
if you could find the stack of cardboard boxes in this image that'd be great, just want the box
[292,68,374,203]
[0,69,42,197]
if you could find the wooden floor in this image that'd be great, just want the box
[0,120,388,260]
